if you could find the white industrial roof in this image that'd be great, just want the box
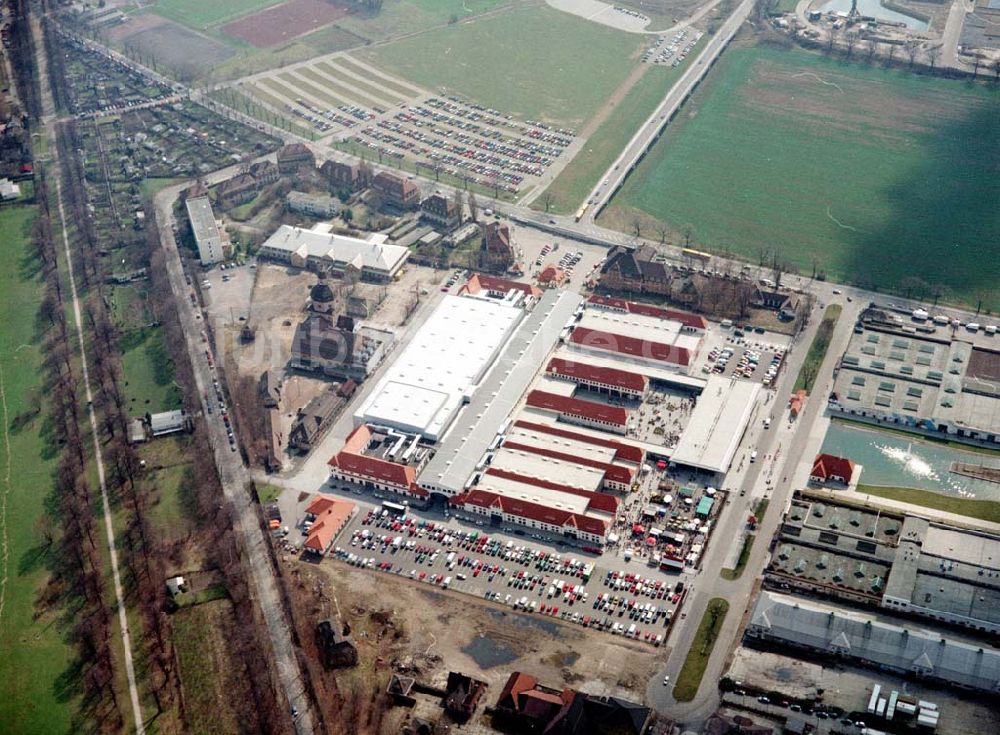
[507,425,617,464]
[356,295,523,441]
[261,223,408,274]
[670,375,760,474]
[185,196,224,264]
[491,447,605,491]
[478,474,591,515]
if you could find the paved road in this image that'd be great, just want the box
[646,295,865,727]
[581,0,756,222]
[153,180,317,735]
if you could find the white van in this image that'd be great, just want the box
[750,451,758,463]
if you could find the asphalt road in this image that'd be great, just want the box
[582,0,757,222]
[153,180,317,735]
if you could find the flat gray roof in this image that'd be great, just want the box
[670,375,760,474]
[419,289,584,494]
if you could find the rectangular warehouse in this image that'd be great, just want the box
[354,295,524,441]
[186,196,227,265]
[669,375,760,474]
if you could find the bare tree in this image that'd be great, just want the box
[467,192,478,222]
[904,38,920,68]
[655,223,669,246]
[539,190,555,213]
[864,37,879,63]
[972,55,981,78]
[925,44,941,71]
[630,214,643,238]
[844,30,859,59]
[886,41,898,66]
[451,187,464,224]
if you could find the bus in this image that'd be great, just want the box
[574,203,589,222]
[382,500,407,517]
[681,247,712,264]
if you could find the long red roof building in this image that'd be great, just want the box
[569,326,691,367]
[525,390,628,427]
[587,294,707,331]
[546,357,647,394]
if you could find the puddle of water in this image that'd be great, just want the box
[462,634,519,669]
[775,667,795,681]
[822,422,1000,500]
[817,0,928,29]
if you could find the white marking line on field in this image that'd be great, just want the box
[826,205,862,232]
[0,366,11,627]
[791,72,844,93]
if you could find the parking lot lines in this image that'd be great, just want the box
[313,60,410,107]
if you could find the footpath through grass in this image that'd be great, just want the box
[858,485,1000,525]
[534,40,705,215]
[602,45,1000,309]
[673,597,729,702]
[0,206,75,732]
[794,304,841,392]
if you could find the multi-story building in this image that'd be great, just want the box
[420,192,460,231]
[372,171,420,210]
[276,142,315,175]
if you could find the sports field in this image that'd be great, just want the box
[363,4,644,128]
[0,206,75,733]
[602,46,1000,309]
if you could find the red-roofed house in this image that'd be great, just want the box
[525,390,628,434]
[537,265,566,289]
[328,425,429,501]
[570,326,691,368]
[494,671,577,731]
[810,454,856,485]
[450,489,608,544]
[480,221,515,273]
[588,294,707,332]
[372,171,420,210]
[302,495,356,556]
[546,357,647,399]
[460,272,540,304]
[514,420,644,464]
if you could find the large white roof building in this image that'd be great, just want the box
[669,375,761,474]
[354,295,524,441]
[259,223,409,282]
[186,196,227,265]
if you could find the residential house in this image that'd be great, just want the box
[444,672,487,719]
[372,171,420,210]
[248,159,279,186]
[320,159,364,191]
[599,245,671,296]
[420,192,460,231]
[276,142,315,175]
[315,618,358,669]
[480,221,514,273]
[287,190,340,219]
[217,172,259,205]
[148,410,189,437]
[538,265,567,288]
[288,389,343,452]
[809,453,856,485]
[302,495,355,555]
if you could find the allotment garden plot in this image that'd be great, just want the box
[243,55,581,195]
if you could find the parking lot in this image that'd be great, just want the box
[698,326,792,387]
[642,29,703,67]
[322,506,687,647]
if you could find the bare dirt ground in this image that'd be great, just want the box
[310,560,662,700]
[221,0,350,48]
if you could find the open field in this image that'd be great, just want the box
[120,329,183,414]
[857,485,1000,524]
[534,39,704,214]
[127,22,236,77]
[221,0,349,47]
[673,597,729,702]
[602,45,1000,309]
[794,303,841,392]
[337,0,513,42]
[0,206,75,733]
[151,0,286,30]
[362,4,645,128]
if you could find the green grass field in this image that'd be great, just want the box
[152,0,284,29]
[338,0,512,42]
[602,46,1000,309]
[794,304,841,392]
[0,206,76,733]
[535,40,704,214]
[673,597,729,702]
[362,4,644,128]
[120,329,183,414]
[858,485,1000,524]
